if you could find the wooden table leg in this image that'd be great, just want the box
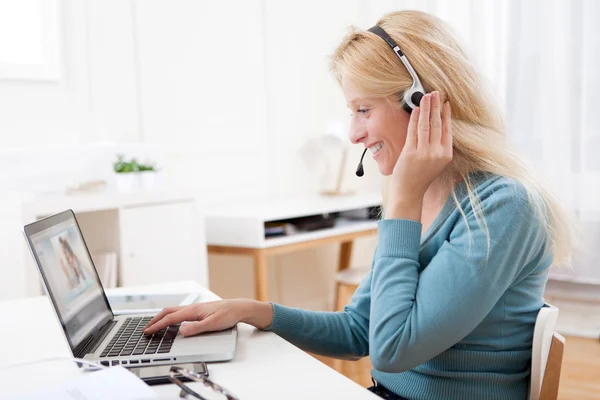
[338,241,354,272]
[333,240,354,373]
[335,241,355,307]
[253,249,269,301]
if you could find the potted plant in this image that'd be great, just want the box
[113,154,140,193]
[113,154,160,193]
[137,161,158,190]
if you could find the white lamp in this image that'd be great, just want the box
[297,120,353,196]
[321,120,352,196]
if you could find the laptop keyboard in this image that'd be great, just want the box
[100,317,179,358]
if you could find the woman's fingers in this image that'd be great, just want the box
[429,92,442,144]
[143,305,199,334]
[144,306,184,329]
[179,319,214,337]
[405,106,420,149]
[417,93,431,148]
[441,100,453,152]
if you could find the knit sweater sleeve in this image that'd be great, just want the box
[368,183,547,372]
[264,267,372,359]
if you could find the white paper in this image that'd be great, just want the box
[11,366,158,400]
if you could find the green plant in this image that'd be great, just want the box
[113,154,158,173]
[137,163,156,172]
[113,154,139,173]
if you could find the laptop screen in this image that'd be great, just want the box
[26,212,112,349]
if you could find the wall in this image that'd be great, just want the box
[132,0,270,203]
[0,0,270,202]
[0,1,91,147]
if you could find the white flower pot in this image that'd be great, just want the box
[139,171,156,191]
[115,173,139,193]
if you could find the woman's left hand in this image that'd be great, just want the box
[386,91,453,219]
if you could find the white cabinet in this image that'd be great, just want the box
[10,191,209,299]
[119,201,202,286]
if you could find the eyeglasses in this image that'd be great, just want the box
[168,365,239,400]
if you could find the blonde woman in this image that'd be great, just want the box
[144,10,575,399]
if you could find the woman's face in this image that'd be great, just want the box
[343,77,410,176]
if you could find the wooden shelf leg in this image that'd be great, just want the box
[253,250,269,301]
[334,241,354,310]
[338,241,354,272]
[333,240,355,373]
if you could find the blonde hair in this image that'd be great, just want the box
[330,10,576,266]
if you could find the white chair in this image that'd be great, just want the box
[333,267,370,312]
[529,303,565,400]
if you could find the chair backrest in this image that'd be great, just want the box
[539,332,565,400]
[529,303,560,400]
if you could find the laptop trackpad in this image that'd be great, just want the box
[171,328,236,356]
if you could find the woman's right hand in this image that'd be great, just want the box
[143,299,273,337]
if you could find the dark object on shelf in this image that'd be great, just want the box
[263,205,381,239]
[282,214,335,232]
[264,222,286,237]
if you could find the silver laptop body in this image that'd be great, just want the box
[23,209,236,368]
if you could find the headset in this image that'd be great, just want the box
[355,25,427,177]
[367,25,426,114]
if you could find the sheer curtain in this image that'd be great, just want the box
[505,0,600,282]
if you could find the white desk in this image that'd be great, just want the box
[0,281,379,400]
[206,194,381,301]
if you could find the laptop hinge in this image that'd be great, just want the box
[74,319,117,359]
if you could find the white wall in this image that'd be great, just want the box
[85,0,140,143]
[264,0,360,197]
[0,1,91,147]
[133,0,270,202]
[0,0,271,202]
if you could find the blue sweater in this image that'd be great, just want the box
[265,173,551,400]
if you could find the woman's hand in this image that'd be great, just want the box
[143,299,274,337]
[386,91,453,220]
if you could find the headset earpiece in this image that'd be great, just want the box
[368,25,427,114]
[402,90,424,114]
[411,91,424,109]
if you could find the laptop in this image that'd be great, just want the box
[23,209,237,368]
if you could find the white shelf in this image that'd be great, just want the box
[205,192,382,248]
[207,193,382,221]
[22,188,194,217]
[262,219,378,248]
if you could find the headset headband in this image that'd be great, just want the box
[367,25,426,113]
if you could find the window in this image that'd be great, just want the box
[0,0,61,81]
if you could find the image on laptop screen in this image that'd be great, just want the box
[29,216,112,348]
